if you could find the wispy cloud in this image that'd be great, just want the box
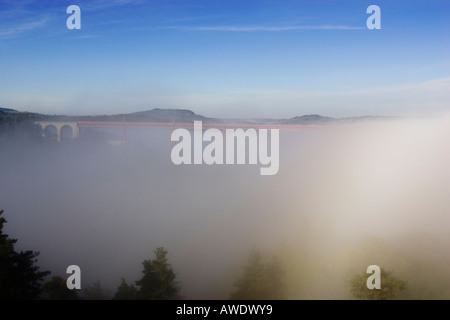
[82,0,145,11]
[161,25,364,32]
[72,34,99,40]
[0,18,48,39]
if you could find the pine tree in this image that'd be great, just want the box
[230,250,285,300]
[350,267,407,300]
[42,276,79,300]
[112,278,139,300]
[135,247,181,300]
[0,209,50,299]
[82,281,111,300]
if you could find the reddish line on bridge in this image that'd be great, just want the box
[77,121,325,130]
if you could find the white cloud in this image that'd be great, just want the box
[162,25,364,32]
[0,18,48,38]
[72,34,99,39]
[82,0,145,11]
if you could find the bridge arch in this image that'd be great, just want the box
[43,124,58,140]
[36,122,79,142]
[60,125,74,141]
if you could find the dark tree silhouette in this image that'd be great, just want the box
[135,247,181,300]
[230,250,285,300]
[82,281,111,300]
[0,114,43,145]
[350,267,407,300]
[42,276,79,300]
[0,209,50,299]
[112,278,139,300]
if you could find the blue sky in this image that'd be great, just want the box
[0,0,449,118]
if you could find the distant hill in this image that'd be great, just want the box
[0,108,19,114]
[8,108,220,123]
[283,114,336,125]
[341,115,399,122]
[1,107,397,125]
[116,108,218,123]
[281,114,398,125]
